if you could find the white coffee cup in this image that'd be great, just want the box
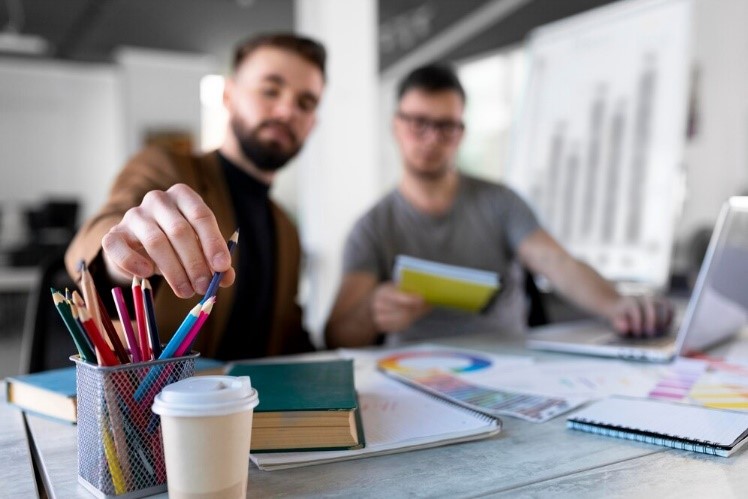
[152,375,259,499]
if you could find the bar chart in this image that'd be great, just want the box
[507,0,692,289]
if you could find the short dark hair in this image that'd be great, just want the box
[397,63,465,102]
[233,33,327,80]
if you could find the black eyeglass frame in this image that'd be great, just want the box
[395,111,465,139]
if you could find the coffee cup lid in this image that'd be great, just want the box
[152,375,259,417]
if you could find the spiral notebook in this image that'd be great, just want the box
[250,364,501,470]
[567,396,748,457]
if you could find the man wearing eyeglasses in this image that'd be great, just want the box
[325,63,672,348]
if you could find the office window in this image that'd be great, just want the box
[455,46,525,183]
[200,74,227,152]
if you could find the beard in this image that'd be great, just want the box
[231,117,300,172]
[404,158,451,181]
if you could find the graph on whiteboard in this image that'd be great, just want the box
[506,0,692,289]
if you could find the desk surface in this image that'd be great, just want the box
[0,383,39,498]
[10,332,748,498]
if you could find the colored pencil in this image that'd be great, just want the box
[79,261,110,348]
[101,422,126,494]
[67,300,98,363]
[160,303,202,361]
[95,292,130,364]
[112,287,142,363]
[141,278,162,358]
[175,298,215,356]
[132,277,151,361]
[201,229,239,303]
[134,303,201,402]
[51,290,95,362]
[102,382,132,489]
[71,290,86,310]
[78,307,119,366]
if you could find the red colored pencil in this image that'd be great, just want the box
[132,277,150,361]
[78,307,119,366]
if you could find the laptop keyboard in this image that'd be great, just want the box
[606,335,675,348]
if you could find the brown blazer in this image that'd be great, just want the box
[65,146,313,358]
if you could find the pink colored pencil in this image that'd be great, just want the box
[175,298,215,356]
[132,277,151,361]
[111,287,141,363]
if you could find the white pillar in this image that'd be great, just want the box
[294,0,380,345]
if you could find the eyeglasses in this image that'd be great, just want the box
[396,111,465,140]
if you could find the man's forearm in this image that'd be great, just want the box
[550,257,621,318]
[325,295,380,348]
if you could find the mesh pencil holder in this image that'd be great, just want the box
[73,354,198,499]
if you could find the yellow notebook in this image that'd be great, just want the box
[394,255,500,313]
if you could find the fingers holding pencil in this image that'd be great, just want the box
[101,184,235,298]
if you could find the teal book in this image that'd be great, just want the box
[4,357,225,424]
[5,366,78,423]
[227,359,365,452]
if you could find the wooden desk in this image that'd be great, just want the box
[0,382,39,498]
[16,333,748,498]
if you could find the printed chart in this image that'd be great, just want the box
[376,349,585,423]
[506,0,692,288]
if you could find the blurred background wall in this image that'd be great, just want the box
[0,0,747,360]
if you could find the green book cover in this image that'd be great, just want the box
[227,359,364,452]
[227,359,357,413]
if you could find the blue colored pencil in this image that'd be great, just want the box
[201,229,239,303]
[134,303,201,401]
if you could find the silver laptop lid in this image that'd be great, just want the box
[675,197,748,355]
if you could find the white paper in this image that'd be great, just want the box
[250,362,500,471]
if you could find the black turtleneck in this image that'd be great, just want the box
[215,152,275,360]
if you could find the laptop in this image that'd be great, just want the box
[527,197,748,362]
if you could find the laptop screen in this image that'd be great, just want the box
[677,197,748,355]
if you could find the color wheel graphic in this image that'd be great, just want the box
[377,350,492,373]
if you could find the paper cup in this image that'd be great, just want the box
[152,376,259,499]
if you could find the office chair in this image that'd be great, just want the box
[19,250,79,374]
[524,269,549,327]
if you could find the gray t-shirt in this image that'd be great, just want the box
[343,173,540,344]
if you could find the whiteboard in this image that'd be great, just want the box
[505,0,692,290]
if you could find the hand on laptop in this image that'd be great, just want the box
[608,295,674,337]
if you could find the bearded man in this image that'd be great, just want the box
[66,33,326,359]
